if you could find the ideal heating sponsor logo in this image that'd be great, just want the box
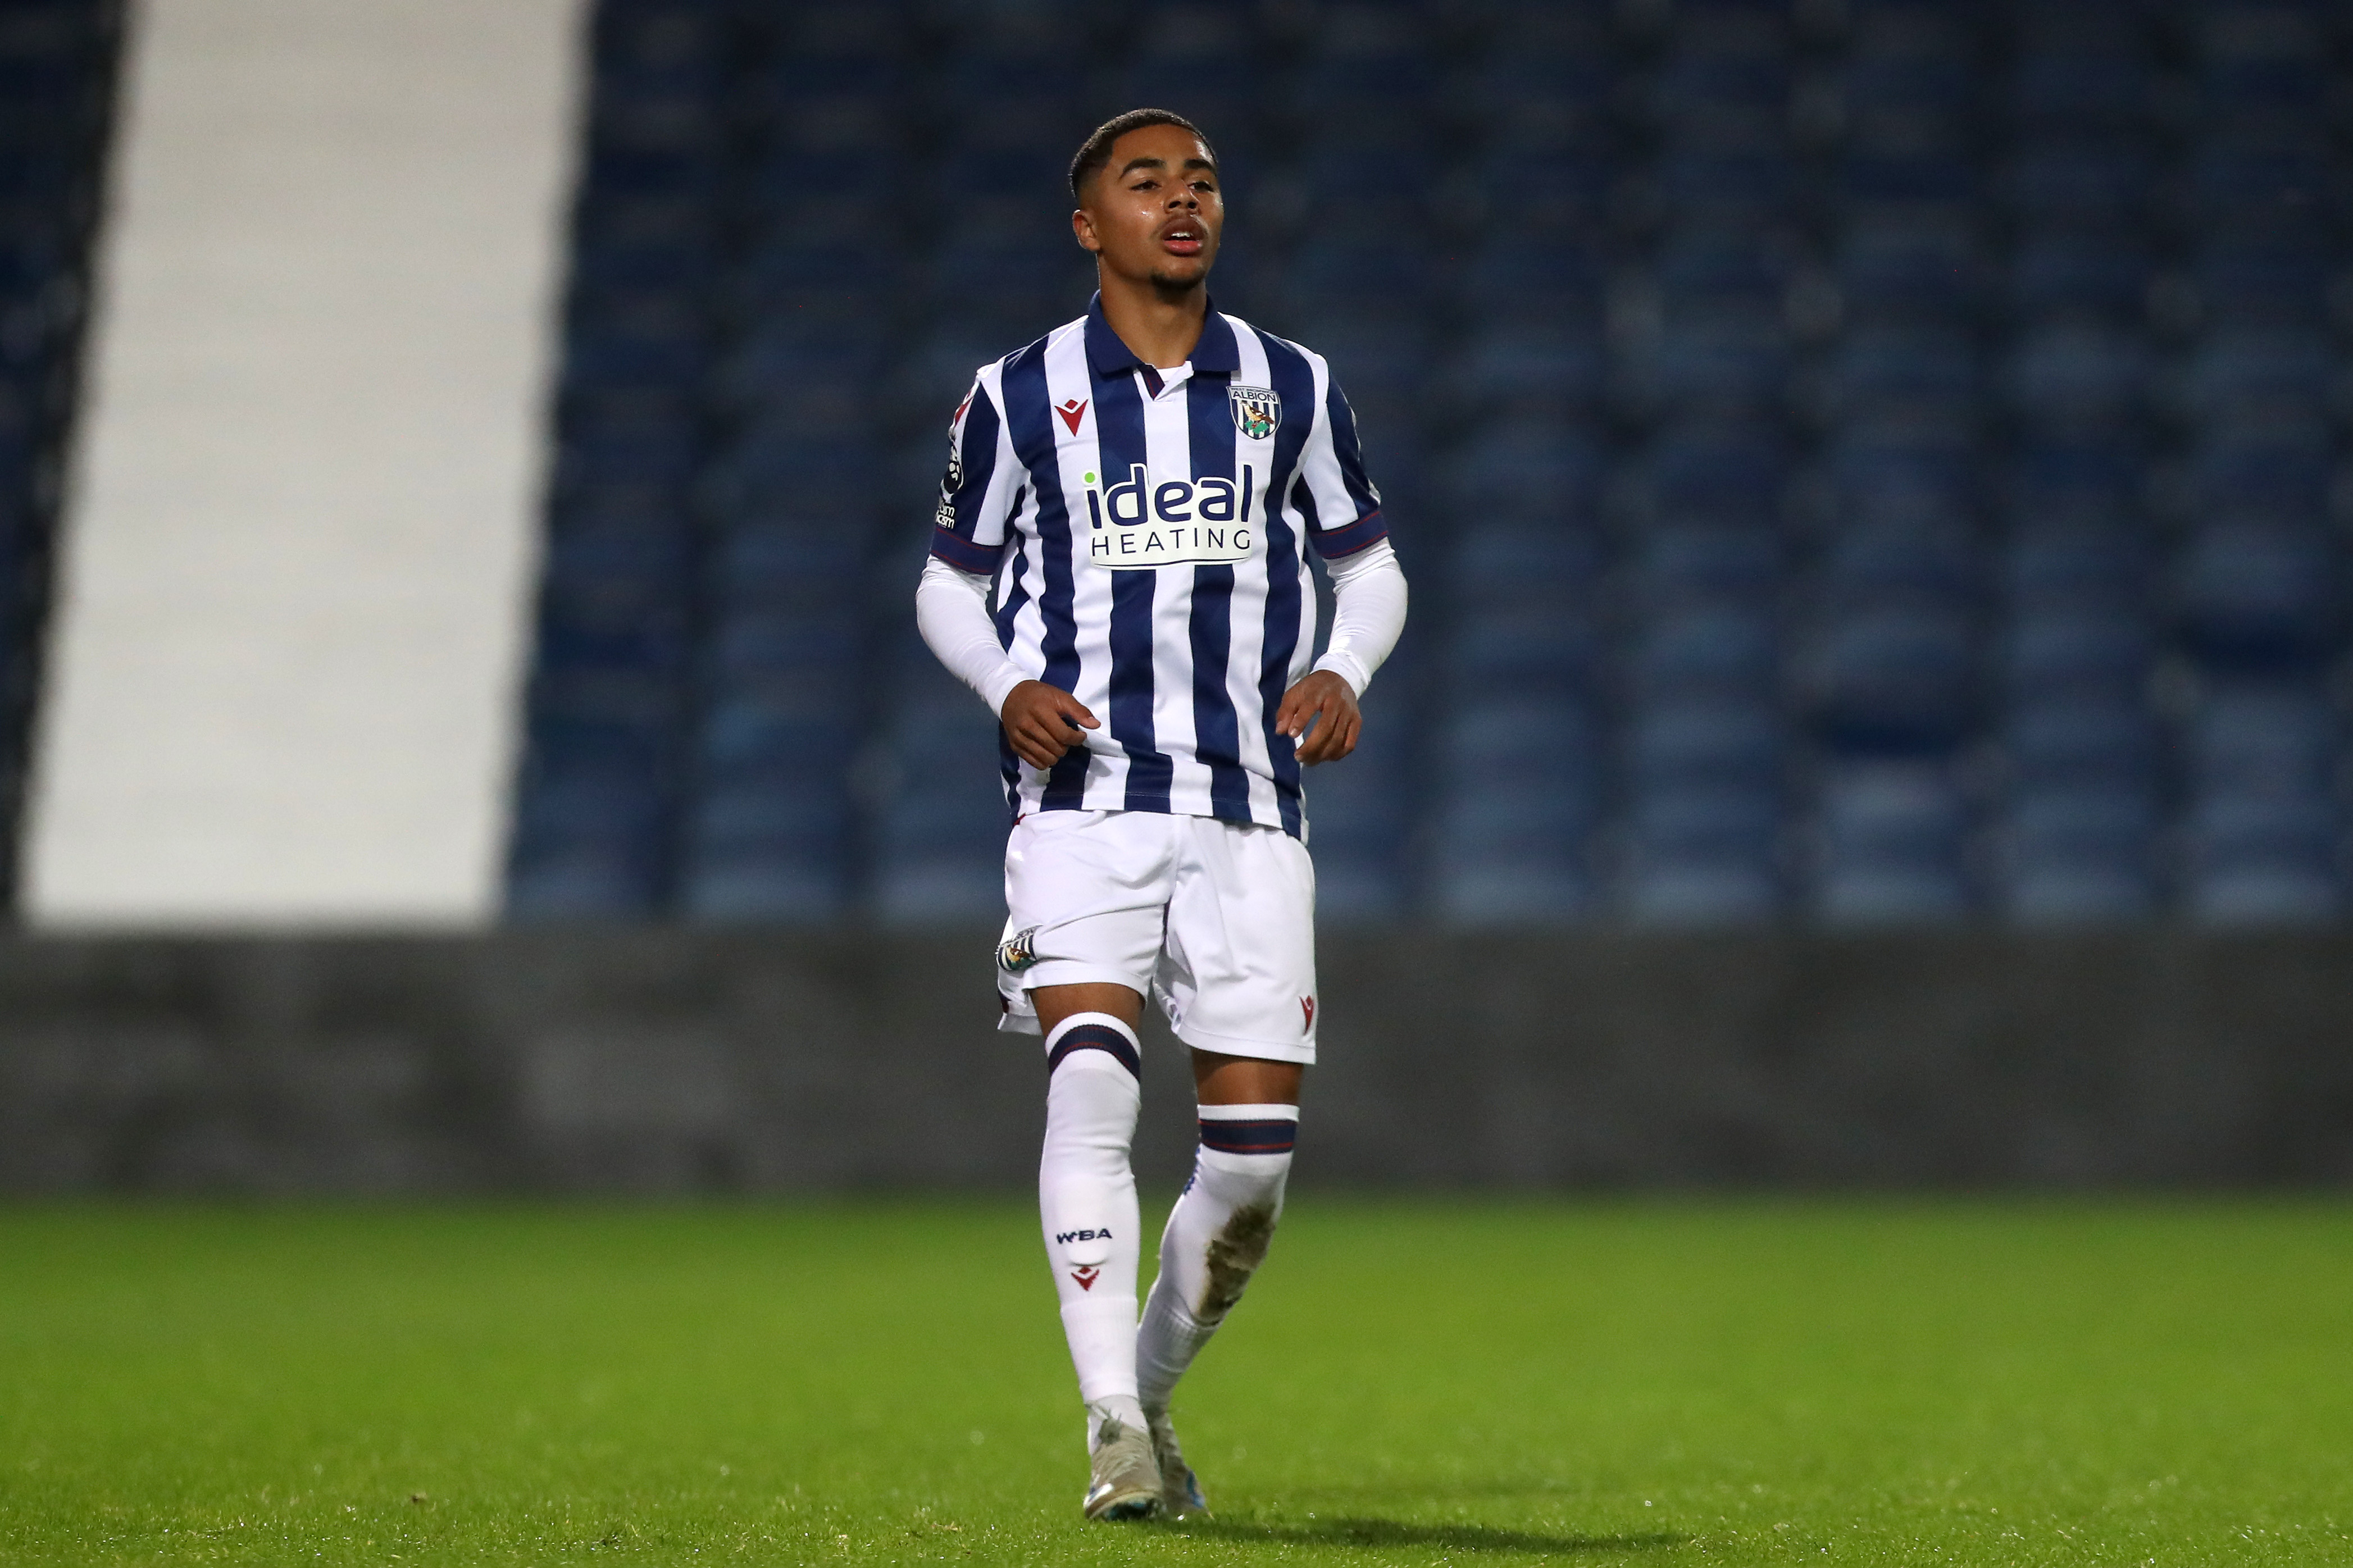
[1079,464,1259,570]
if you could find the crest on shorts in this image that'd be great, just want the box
[1229,384,1281,440]
[998,925,1039,973]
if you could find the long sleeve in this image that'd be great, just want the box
[917,556,1030,716]
[1312,539,1407,697]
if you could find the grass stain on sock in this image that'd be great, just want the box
[1200,1202,1277,1320]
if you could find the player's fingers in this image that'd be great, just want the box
[1012,717,1063,768]
[1317,700,1360,763]
[1055,693,1101,731]
[1297,704,1337,763]
[1274,690,1305,737]
[1332,711,1360,759]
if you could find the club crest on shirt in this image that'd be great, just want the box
[1228,384,1281,440]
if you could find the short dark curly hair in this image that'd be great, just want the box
[1068,108,1217,201]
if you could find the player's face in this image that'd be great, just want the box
[1073,124,1222,291]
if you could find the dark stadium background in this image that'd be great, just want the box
[4,0,2353,1191]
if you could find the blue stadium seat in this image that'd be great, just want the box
[572,198,715,295]
[1430,699,1598,924]
[1430,790,1596,924]
[2011,28,2154,133]
[1628,698,1781,790]
[1623,783,1783,924]
[2004,453,2144,566]
[2004,526,2149,610]
[1463,149,1612,234]
[1840,144,1975,211]
[1307,718,1414,922]
[2008,138,2154,228]
[2185,795,2340,926]
[508,773,674,918]
[561,296,707,396]
[1829,423,1974,527]
[1661,145,1795,216]
[2003,322,2150,422]
[1999,786,2156,922]
[681,690,853,923]
[1463,34,1613,154]
[1658,229,1788,319]
[871,709,1011,924]
[1820,327,1978,421]
[1446,609,1600,697]
[2175,523,2338,672]
[2005,698,2156,786]
[1458,236,1606,318]
[1433,422,1602,525]
[1653,311,1787,411]
[2000,610,2151,701]
[1813,762,1971,923]
[2195,237,2329,325]
[2181,330,2333,422]
[1444,323,1603,416]
[2010,231,2151,322]
[2193,427,2330,527]
[1634,523,1779,599]
[1809,607,1976,756]
[1838,216,1983,318]
[1822,517,1978,602]
[1646,423,1787,528]
[2186,687,2336,800]
[550,403,701,494]
[1630,605,1778,699]
[699,436,879,531]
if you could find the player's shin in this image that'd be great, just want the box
[1136,1102,1297,1414]
[1039,1012,1146,1426]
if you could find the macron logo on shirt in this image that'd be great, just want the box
[1056,397,1088,434]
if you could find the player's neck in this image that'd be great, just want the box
[1096,271,1209,370]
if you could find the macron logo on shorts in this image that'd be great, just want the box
[1301,996,1315,1033]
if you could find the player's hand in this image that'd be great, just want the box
[999,680,1099,769]
[1277,669,1360,766]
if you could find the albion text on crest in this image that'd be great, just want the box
[1228,384,1281,440]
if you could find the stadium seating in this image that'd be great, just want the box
[0,0,113,898]
[509,0,2353,928]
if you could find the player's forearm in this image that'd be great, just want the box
[916,557,1030,715]
[1312,539,1407,697]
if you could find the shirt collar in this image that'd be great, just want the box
[1082,291,1240,379]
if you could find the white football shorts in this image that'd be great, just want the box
[995,808,1320,1065]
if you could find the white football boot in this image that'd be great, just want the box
[1146,1408,1210,1518]
[1082,1407,1162,1521]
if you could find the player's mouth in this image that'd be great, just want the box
[1160,220,1205,256]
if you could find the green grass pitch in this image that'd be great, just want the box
[2,1201,2347,1565]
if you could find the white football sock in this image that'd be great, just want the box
[1038,1011,1145,1415]
[1137,1102,1297,1415]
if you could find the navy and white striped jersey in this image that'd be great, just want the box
[930,294,1389,837]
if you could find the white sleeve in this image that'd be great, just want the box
[1312,539,1407,697]
[917,557,1030,715]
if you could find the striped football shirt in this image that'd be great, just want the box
[930,293,1388,838]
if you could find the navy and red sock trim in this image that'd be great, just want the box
[1199,1118,1297,1155]
[1046,1024,1140,1079]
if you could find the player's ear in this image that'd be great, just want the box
[1072,206,1101,254]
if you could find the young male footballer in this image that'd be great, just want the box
[916,108,1408,1521]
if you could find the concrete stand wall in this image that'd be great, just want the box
[2,930,2347,1193]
